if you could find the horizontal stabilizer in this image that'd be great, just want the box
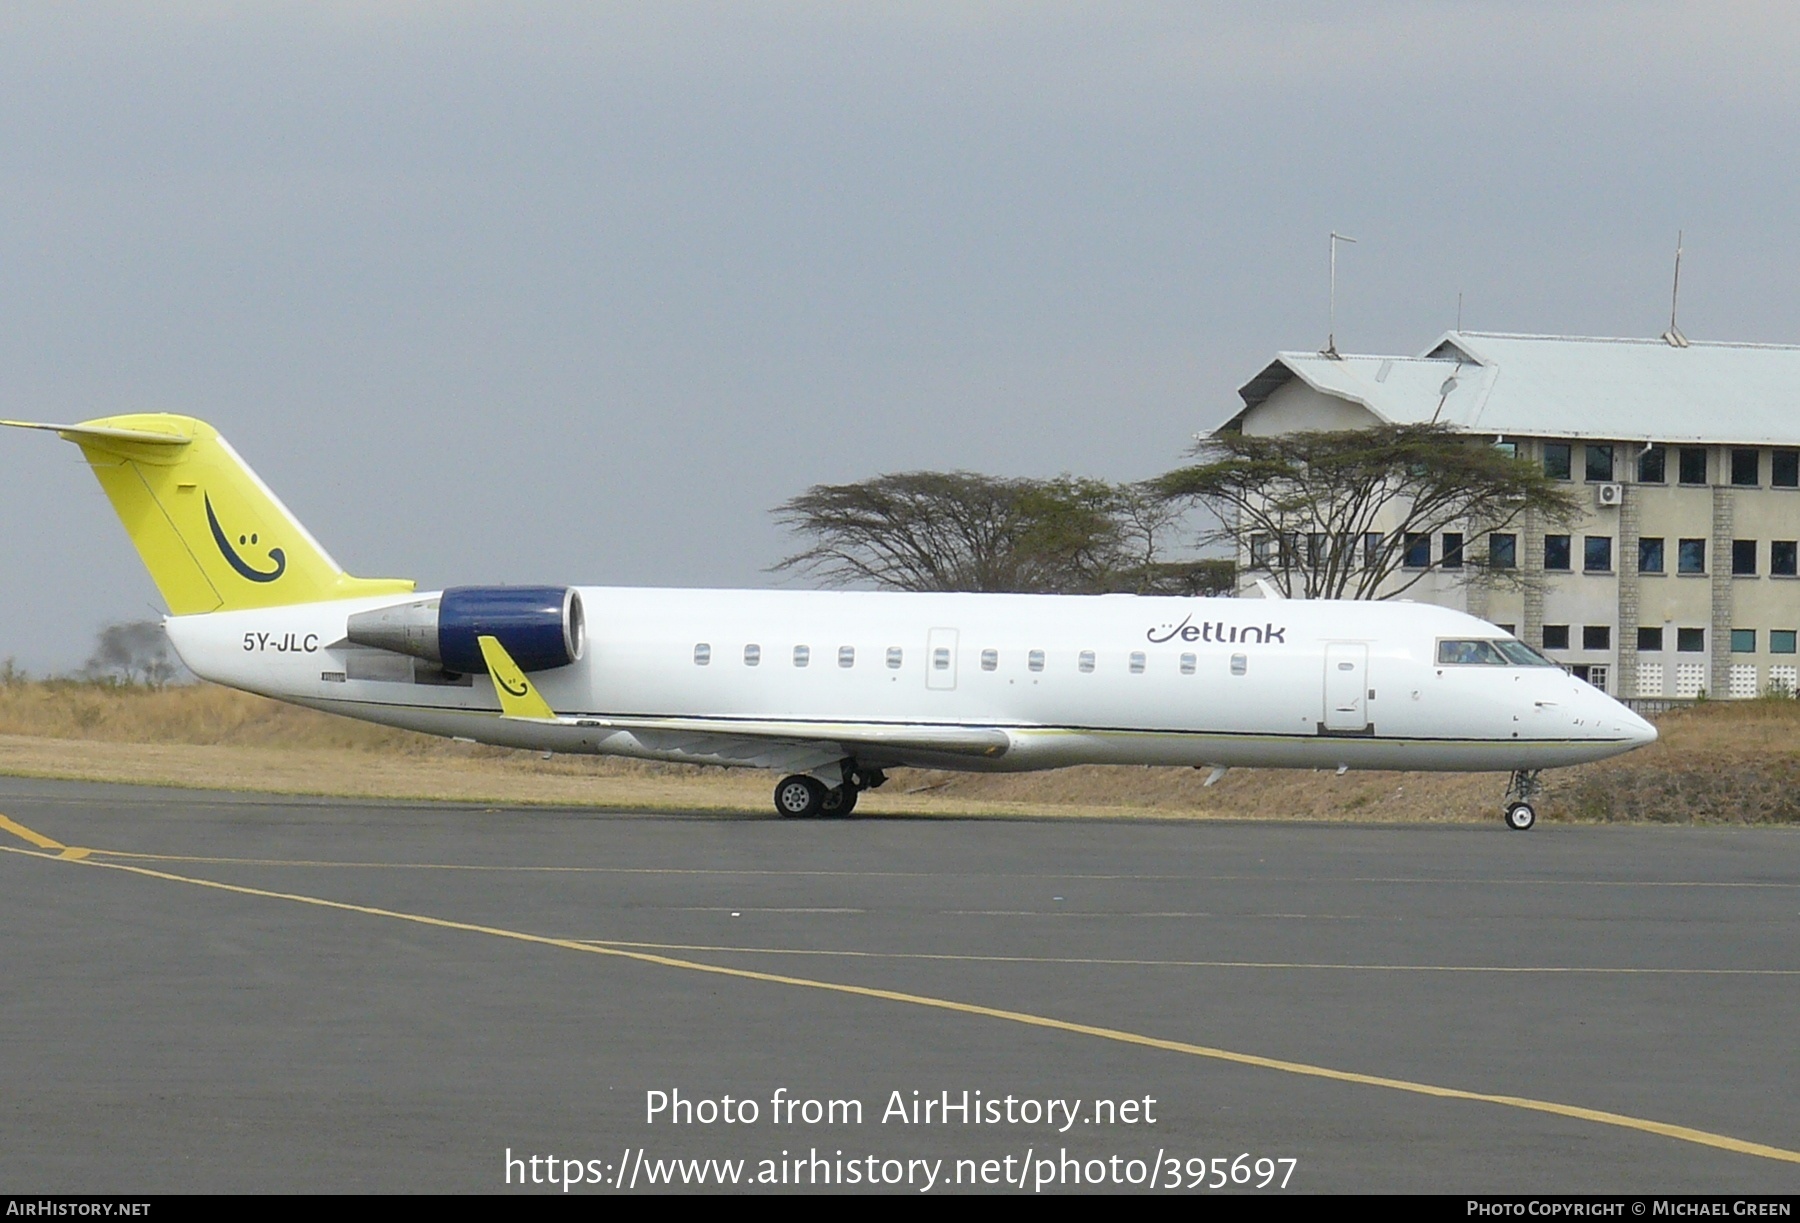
[1,418,194,445]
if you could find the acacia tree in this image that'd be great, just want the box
[1152,423,1580,600]
[772,471,1231,595]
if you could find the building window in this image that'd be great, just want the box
[1772,541,1797,577]
[1585,445,1614,482]
[1129,651,1146,674]
[1542,625,1570,650]
[1731,449,1760,486]
[1078,650,1095,673]
[1582,625,1612,650]
[1584,536,1612,572]
[1677,627,1706,652]
[1678,539,1706,574]
[1544,535,1571,571]
[1362,532,1383,569]
[886,646,903,669]
[793,645,810,667]
[1639,537,1665,574]
[1771,630,1797,655]
[1774,450,1799,488]
[693,643,711,666]
[980,648,997,671]
[1180,653,1196,675]
[1442,532,1464,570]
[1403,533,1430,568]
[1027,649,1044,672]
[1638,446,1667,484]
[1250,534,1274,569]
[1637,627,1663,652]
[1678,447,1709,485]
[1489,533,1517,569]
[744,644,762,666]
[1306,532,1329,569]
[1543,443,1572,480]
[839,645,856,668]
[1732,540,1758,576]
[1731,629,1757,653]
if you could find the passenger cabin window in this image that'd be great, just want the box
[693,643,711,666]
[838,645,855,668]
[1230,654,1247,676]
[1028,650,1045,672]
[793,645,810,667]
[1637,446,1667,484]
[743,644,761,666]
[1129,651,1145,674]
[1078,651,1095,673]
[980,649,998,671]
[886,646,903,669]
[1180,653,1196,675]
[932,647,950,671]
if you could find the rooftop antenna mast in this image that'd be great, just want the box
[1662,230,1688,347]
[1324,231,1356,358]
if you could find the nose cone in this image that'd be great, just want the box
[1620,706,1659,748]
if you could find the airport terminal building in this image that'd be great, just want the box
[1222,331,1800,700]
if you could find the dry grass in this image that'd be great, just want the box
[0,679,1794,823]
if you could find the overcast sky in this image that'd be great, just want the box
[4,2,1799,672]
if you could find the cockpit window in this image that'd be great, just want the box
[1438,638,1557,666]
[1493,639,1557,666]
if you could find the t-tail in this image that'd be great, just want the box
[1,414,413,613]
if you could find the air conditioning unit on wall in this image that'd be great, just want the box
[1595,483,1624,507]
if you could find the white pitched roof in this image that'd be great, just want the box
[1231,331,1800,446]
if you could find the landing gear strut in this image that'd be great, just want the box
[1503,769,1542,831]
[773,765,885,819]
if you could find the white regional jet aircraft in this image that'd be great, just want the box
[4,415,1656,829]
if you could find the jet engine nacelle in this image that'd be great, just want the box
[345,586,585,674]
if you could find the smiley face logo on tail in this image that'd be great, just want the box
[204,494,286,583]
[496,673,531,698]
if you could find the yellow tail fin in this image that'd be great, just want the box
[2,413,413,615]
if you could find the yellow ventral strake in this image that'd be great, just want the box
[0,414,413,615]
[477,635,558,721]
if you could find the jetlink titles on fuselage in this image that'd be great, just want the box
[1,413,1656,828]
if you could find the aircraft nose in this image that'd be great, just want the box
[1621,707,1658,747]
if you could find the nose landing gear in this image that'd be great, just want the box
[1502,769,1542,831]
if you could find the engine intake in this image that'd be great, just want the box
[346,586,585,675]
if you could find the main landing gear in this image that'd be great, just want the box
[773,765,886,819]
[1502,769,1542,831]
